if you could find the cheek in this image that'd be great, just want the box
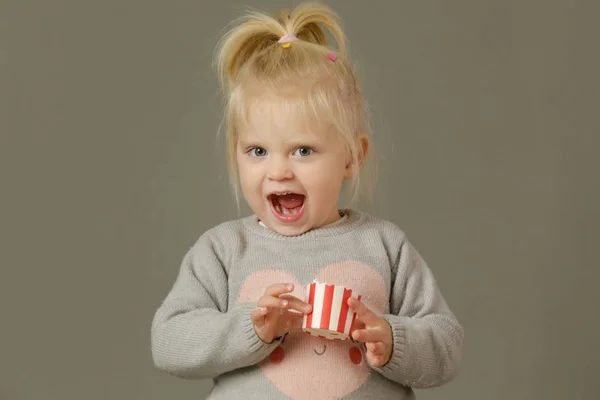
[237,163,262,192]
[266,343,362,366]
[349,346,362,365]
[259,336,370,400]
[269,347,286,364]
[301,164,344,194]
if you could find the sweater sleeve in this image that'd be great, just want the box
[151,233,280,379]
[370,237,464,388]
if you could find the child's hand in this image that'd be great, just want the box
[251,283,312,344]
[348,297,393,368]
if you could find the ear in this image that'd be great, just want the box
[357,135,370,167]
[344,135,370,179]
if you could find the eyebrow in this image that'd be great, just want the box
[238,137,320,149]
[237,140,258,149]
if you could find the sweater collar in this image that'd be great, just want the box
[243,208,365,240]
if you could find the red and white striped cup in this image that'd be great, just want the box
[302,281,361,340]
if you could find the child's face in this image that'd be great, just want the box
[236,94,355,236]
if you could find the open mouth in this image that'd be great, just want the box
[268,192,306,223]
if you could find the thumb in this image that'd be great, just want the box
[352,318,366,331]
[251,307,270,327]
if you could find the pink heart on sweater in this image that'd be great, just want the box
[237,261,388,400]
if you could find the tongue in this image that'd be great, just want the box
[277,194,304,209]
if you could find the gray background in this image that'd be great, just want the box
[1,0,599,399]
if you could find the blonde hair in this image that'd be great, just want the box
[214,2,376,206]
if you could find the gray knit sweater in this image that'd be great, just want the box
[151,209,463,399]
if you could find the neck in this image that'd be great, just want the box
[321,208,343,227]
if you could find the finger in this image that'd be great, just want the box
[250,306,270,326]
[281,310,305,332]
[290,310,306,318]
[351,328,385,343]
[348,297,380,326]
[352,319,366,331]
[282,309,306,319]
[258,296,289,310]
[368,354,387,368]
[281,309,306,331]
[367,341,387,355]
[272,320,292,339]
[264,283,295,297]
[279,295,312,314]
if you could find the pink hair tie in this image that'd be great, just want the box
[327,52,337,62]
[278,34,298,43]
[278,34,298,48]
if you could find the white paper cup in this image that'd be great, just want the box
[302,281,361,340]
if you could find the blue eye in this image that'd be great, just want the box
[294,147,313,157]
[250,147,267,157]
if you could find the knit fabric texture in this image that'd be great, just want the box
[151,209,463,399]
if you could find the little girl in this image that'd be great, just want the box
[151,2,463,399]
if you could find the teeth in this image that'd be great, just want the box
[273,203,300,217]
[270,193,304,218]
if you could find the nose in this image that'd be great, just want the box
[266,156,294,181]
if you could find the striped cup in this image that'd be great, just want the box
[302,281,361,340]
